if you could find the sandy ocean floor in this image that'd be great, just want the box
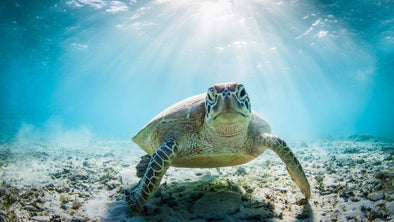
[0,134,393,221]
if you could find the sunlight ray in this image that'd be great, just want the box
[53,0,379,138]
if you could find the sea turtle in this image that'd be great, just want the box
[126,82,311,212]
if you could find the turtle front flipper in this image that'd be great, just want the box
[126,140,178,212]
[257,133,311,199]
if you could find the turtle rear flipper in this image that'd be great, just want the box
[136,154,151,178]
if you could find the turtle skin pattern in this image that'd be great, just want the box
[125,140,178,212]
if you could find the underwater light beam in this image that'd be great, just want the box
[52,0,377,139]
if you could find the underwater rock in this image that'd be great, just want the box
[193,191,241,220]
[235,166,247,175]
[105,180,121,190]
[70,172,89,181]
[385,194,394,202]
[31,215,51,221]
[367,191,384,202]
[82,160,94,168]
[361,203,390,221]
[200,174,218,183]
[386,201,394,215]
[99,173,118,184]
[376,171,393,180]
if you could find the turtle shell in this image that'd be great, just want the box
[132,93,206,155]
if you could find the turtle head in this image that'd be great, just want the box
[205,82,252,137]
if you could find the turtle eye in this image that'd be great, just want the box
[236,85,247,100]
[206,87,217,104]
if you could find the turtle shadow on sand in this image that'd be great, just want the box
[128,179,311,221]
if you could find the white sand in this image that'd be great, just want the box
[0,135,393,221]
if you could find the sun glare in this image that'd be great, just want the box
[60,0,377,138]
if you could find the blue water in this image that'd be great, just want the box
[1,0,393,140]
